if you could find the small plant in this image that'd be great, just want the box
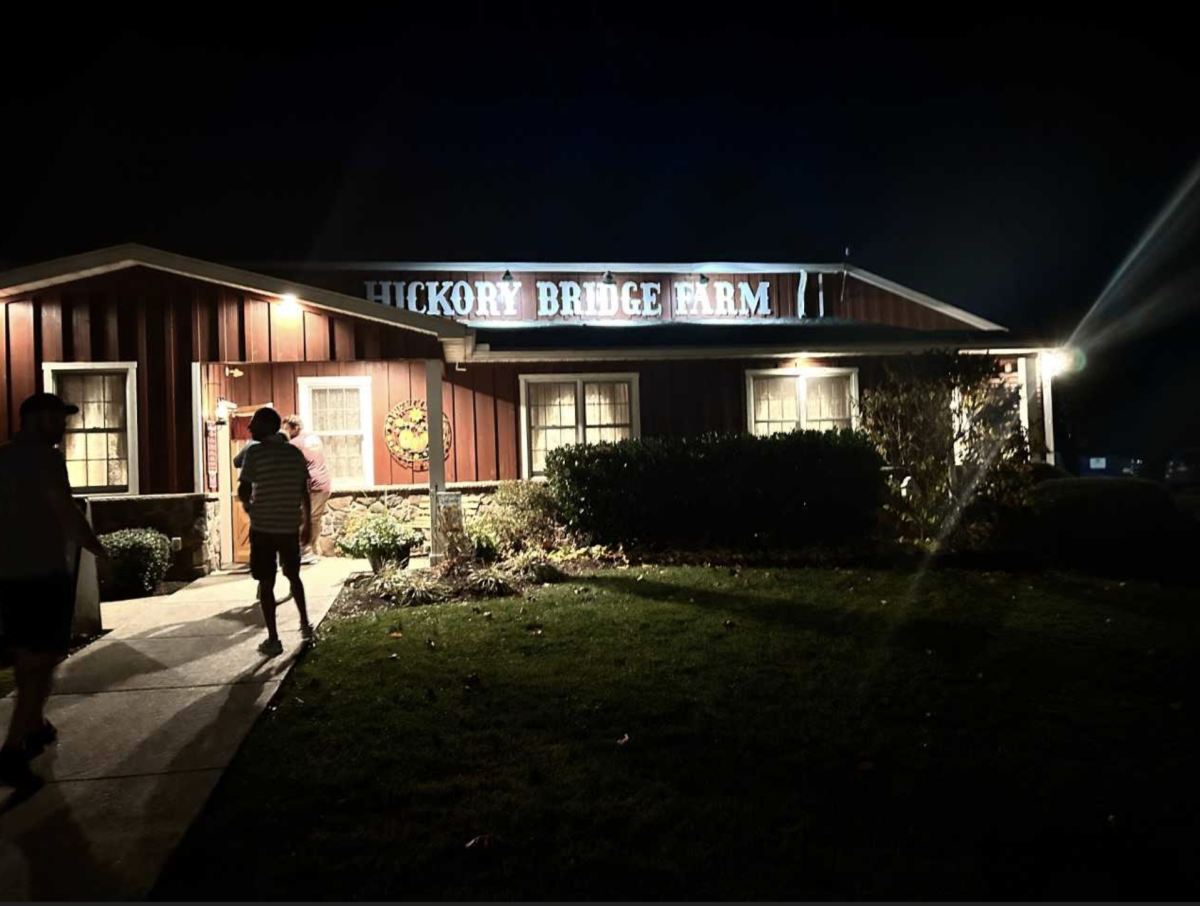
[502,550,567,585]
[472,481,565,556]
[99,528,172,599]
[337,512,425,572]
[464,519,501,564]
[463,567,514,598]
[368,566,449,607]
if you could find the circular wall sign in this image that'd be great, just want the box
[384,399,452,470]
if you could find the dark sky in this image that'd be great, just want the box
[3,5,1198,456]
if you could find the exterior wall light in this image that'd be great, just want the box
[279,293,302,317]
[502,269,514,283]
[698,273,710,285]
[602,270,616,285]
[1041,347,1085,379]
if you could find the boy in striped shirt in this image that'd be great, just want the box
[238,407,313,656]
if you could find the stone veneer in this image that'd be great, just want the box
[88,493,222,580]
[317,481,501,556]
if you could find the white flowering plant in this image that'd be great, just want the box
[337,512,425,570]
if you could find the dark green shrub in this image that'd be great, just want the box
[544,429,885,548]
[471,481,563,555]
[1028,477,1199,575]
[99,528,172,600]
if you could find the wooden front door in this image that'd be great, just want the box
[229,405,271,563]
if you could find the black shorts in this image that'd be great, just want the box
[0,572,76,656]
[250,531,301,584]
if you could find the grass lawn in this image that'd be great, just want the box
[154,565,1200,900]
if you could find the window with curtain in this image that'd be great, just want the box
[51,369,132,493]
[522,375,639,477]
[747,370,857,436]
[299,377,374,486]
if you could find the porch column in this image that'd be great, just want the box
[425,359,446,562]
[1040,352,1058,466]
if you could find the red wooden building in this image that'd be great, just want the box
[0,244,1062,572]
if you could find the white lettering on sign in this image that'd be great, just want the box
[363,277,775,321]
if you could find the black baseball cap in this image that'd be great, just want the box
[19,392,80,419]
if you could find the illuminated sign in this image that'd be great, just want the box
[364,277,778,322]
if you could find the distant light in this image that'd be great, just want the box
[1041,347,1085,379]
[698,273,710,285]
[279,294,301,317]
[501,269,514,283]
[602,270,616,285]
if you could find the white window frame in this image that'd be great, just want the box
[42,361,140,496]
[519,372,641,479]
[745,366,860,435]
[297,375,374,488]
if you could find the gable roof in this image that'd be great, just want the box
[263,259,1005,332]
[0,244,467,339]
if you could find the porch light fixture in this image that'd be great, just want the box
[698,273,710,285]
[602,270,616,285]
[279,293,302,317]
[1041,347,1084,379]
[501,269,514,282]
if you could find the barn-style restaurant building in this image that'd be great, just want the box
[0,245,1063,575]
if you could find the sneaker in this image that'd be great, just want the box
[25,721,58,759]
[0,749,43,792]
[257,638,284,657]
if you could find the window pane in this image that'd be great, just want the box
[322,433,365,483]
[752,377,800,436]
[342,389,362,431]
[66,461,86,488]
[584,382,631,428]
[63,433,86,461]
[108,460,128,487]
[87,460,108,488]
[806,375,853,431]
[85,434,107,461]
[83,375,104,402]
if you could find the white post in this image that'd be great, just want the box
[72,499,102,635]
[425,359,446,563]
[1040,354,1057,466]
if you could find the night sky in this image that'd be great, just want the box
[3,7,1198,460]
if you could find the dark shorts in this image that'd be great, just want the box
[250,531,301,584]
[0,572,76,656]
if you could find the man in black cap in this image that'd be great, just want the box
[0,393,109,791]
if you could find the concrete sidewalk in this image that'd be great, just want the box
[0,558,366,901]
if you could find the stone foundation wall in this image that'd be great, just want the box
[317,482,501,556]
[88,493,221,580]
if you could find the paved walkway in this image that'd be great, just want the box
[0,558,366,901]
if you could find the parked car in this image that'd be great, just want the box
[1165,448,1200,491]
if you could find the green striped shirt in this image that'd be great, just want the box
[239,435,308,534]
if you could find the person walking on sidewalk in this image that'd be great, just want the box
[281,415,331,564]
[237,407,313,657]
[0,393,110,791]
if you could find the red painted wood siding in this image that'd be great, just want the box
[0,266,442,490]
